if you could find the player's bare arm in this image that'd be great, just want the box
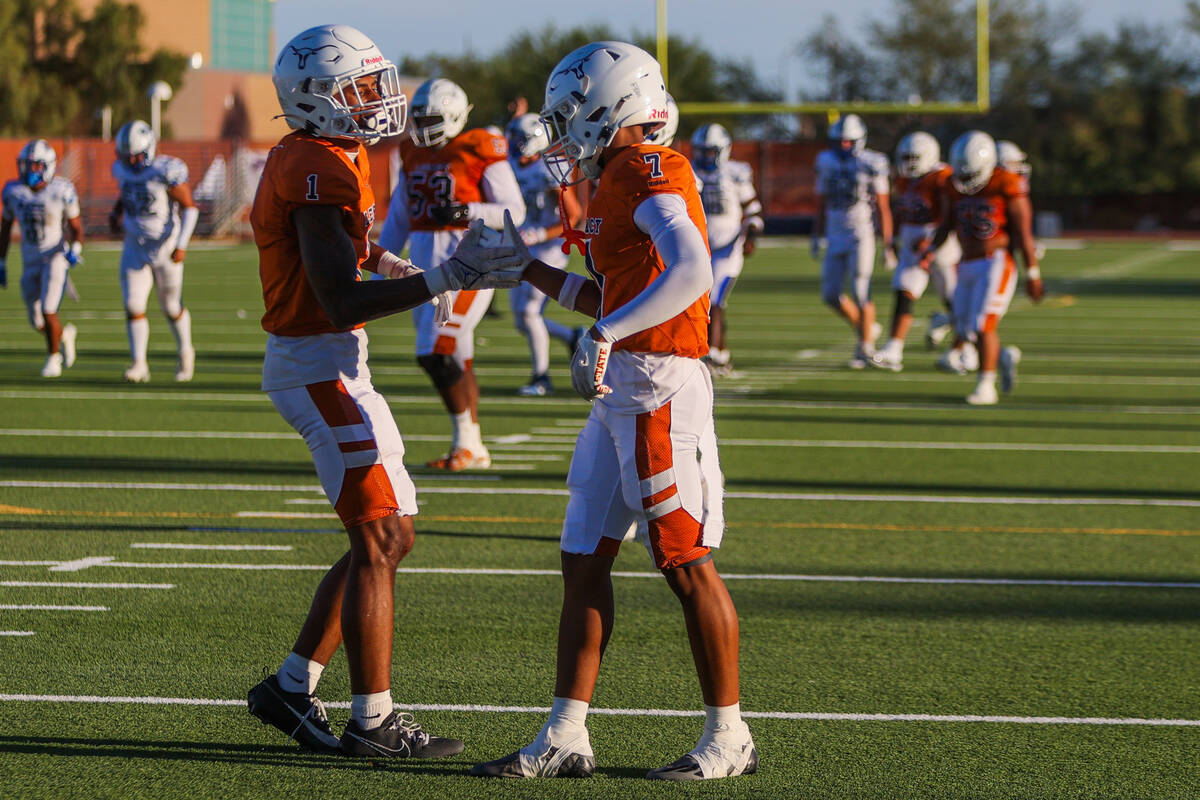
[0,213,11,288]
[294,204,437,328]
[523,259,601,318]
[167,183,198,263]
[108,197,123,234]
[1008,193,1043,301]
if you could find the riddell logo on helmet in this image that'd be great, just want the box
[362,55,384,66]
[649,108,669,120]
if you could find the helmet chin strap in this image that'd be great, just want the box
[557,190,589,257]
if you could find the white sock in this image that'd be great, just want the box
[127,317,149,365]
[887,337,904,357]
[977,370,997,389]
[170,307,193,355]
[350,690,393,731]
[525,697,589,755]
[703,703,746,736]
[452,409,482,453]
[276,652,324,694]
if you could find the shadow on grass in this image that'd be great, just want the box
[0,734,467,775]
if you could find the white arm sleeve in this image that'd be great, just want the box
[377,171,410,254]
[593,193,712,343]
[470,160,526,229]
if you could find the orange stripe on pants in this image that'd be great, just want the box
[635,403,708,569]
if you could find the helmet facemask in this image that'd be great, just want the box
[18,141,55,188]
[307,65,405,145]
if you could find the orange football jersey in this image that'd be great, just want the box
[946,166,1028,243]
[893,164,952,227]
[397,128,508,231]
[585,144,710,358]
[252,132,375,336]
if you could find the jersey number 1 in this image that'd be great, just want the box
[305,174,319,201]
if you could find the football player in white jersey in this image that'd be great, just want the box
[109,120,199,383]
[812,113,893,367]
[690,123,763,375]
[0,139,83,378]
[505,113,585,396]
[378,78,526,471]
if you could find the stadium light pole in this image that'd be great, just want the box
[148,81,173,140]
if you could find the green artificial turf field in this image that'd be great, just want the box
[0,239,1197,798]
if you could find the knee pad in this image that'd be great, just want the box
[416,353,463,390]
[894,292,914,317]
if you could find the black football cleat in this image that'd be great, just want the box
[247,672,341,754]
[340,710,464,759]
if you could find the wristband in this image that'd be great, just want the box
[558,272,586,312]
[378,249,418,279]
[1026,266,1041,281]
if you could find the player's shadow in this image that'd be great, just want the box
[0,734,465,775]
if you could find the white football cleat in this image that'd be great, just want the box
[925,312,952,349]
[470,727,595,778]
[647,724,758,781]
[966,382,999,405]
[41,352,63,379]
[124,362,151,383]
[935,348,966,375]
[426,446,491,471]
[61,323,77,368]
[961,343,980,372]
[999,346,1021,394]
[869,350,903,372]
[175,347,195,382]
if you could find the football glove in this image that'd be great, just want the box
[883,244,898,272]
[429,202,471,226]
[570,331,612,401]
[502,209,536,273]
[65,241,83,267]
[0,258,6,288]
[424,219,524,294]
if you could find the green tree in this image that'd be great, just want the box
[399,24,780,141]
[0,0,185,137]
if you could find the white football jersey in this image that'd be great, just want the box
[815,148,889,237]
[112,154,189,243]
[1,177,80,264]
[692,159,761,250]
[510,156,568,268]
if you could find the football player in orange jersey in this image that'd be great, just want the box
[378,79,526,471]
[870,131,961,372]
[469,42,756,782]
[245,24,523,759]
[921,131,1043,405]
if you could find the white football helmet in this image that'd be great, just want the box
[996,139,1030,175]
[115,120,156,169]
[645,93,679,146]
[272,24,405,145]
[949,130,997,195]
[410,79,472,148]
[691,123,732,170]
[895,131,940,179]
[829,113,867,156]
[506,112,549,160]
[18,139,57,187]
[540,41,668,183]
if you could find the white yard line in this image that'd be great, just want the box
[0,581,173,589]
[0,631,34,636]
[0,389,1194,415]
[717,439,1200,454]
[22,560,1199,589]
[0,604,107,611]
[0,694,1194,727]
[130,543,294,551]
[4,480,1195,507]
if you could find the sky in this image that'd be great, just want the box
[272,0,1192,100]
